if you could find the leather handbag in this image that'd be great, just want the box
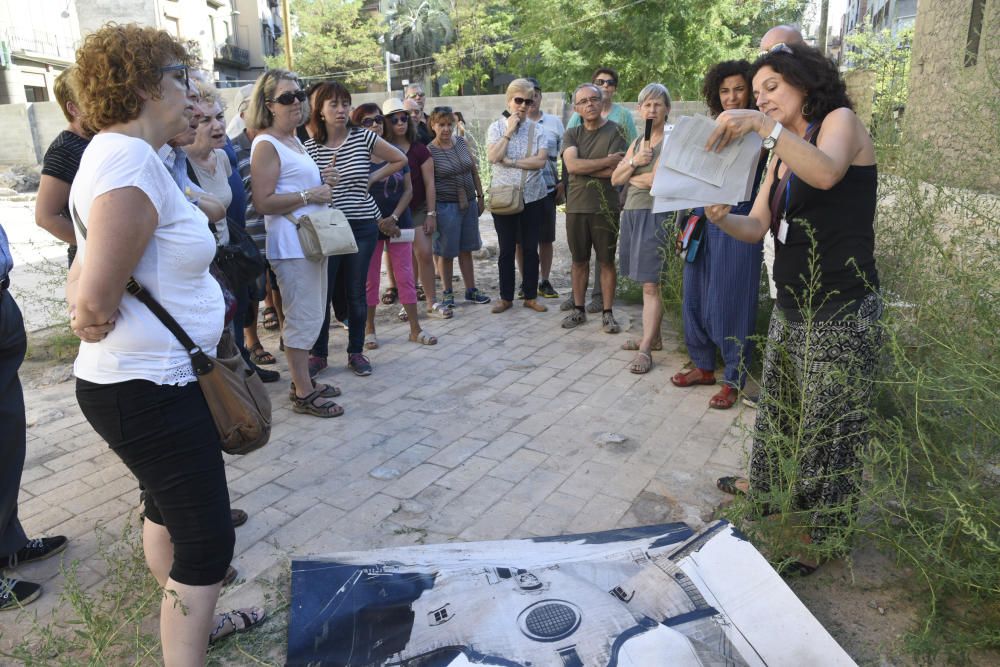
[72,206,271,456]
[125,278,272,455]
[489,121,536,216]
[215,218,266,287]
[284,207,357,261]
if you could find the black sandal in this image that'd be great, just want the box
[380,287,398,305]
[209,607,266,644]
[716,476,748,496]
[291,389,344,418]
[779,561,819,578]
[288,380,341,401]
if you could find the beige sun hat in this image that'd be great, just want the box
[381,98,407,115]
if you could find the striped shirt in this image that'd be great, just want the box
[233,130,265,252]
[428,136,476,203]
[305,127,380,221]
[41,130,90,186]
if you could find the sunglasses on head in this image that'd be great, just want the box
[268,90,307,105]
[512,97,535,106]
[760,42,794,57]
[432,106,453,114]
[388,113,410,125]
[593,77,617,87]
[159,63,189,91]
[359,115,385,128]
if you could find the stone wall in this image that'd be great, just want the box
[904,0,999,190]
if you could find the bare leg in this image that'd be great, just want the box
[640,282,663,351]
[267,275,285,329]
[600,262,617,310]
[571,260,589,306]
[457,251,476,290]
[160,579,222,666]
[413,233,438,308]
[143,519,173,587]
[286,347,313,397]
[590,262,602,301]
[365,306,376,337]
[402,303,422,337]
[438,256,455,293]
[539,242,554,281]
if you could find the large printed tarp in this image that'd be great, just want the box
[287,520,856,666]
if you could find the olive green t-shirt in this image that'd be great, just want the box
[563,121,628,214]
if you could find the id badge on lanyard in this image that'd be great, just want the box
[778,177,791,244]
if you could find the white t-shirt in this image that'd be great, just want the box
[70,132,224,386]
[250,133,327,260]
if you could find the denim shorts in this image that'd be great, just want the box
[433,201,482,258]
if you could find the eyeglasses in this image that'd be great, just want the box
[512,97,535,106]
[388,113,410,125]
[406,91,425,99]
[574,96,602,107]
[359,115,385,128]
[268,90,307,105]
[159,63,189,91]
[593,77,617,87]
[760,42,794,56]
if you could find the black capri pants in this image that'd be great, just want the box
[76,378,235,586]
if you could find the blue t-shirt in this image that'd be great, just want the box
[369,161,412,240]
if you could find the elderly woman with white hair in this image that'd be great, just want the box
[485,78,549,314]
[610,83,671,374]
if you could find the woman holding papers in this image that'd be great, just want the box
[704,43,881,576]
[611,83,671,374]
[670,60,766,407]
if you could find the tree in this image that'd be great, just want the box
[435,0,516,94]
[275,0,385,86]
[385,0,456,86]
[506,0,805,101]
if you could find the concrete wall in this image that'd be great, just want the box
[2,94,709,168]
[904,0,999,191]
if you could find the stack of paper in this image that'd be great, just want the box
[650,115,763,213]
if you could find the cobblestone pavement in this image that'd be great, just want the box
[5,212,754,641]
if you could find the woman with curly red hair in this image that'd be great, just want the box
[68,24,264,662]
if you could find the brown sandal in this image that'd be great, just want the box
[291,388,344,418]
[628,351,653,374]
[670,367,716,387]
[709,385,738,409]
[288,380,341,401]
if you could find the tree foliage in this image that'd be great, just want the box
[506,0,806,101]
[278,0,385,85]
[434,0,515,95]
[385,0,456,85]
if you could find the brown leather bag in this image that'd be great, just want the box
[124,278,272,455]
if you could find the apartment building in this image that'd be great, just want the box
[0,1,83,103]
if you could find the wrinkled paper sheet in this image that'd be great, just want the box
[287,520,855,666]
[651,115,763,213]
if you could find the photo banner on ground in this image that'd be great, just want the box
[287,520,856,666]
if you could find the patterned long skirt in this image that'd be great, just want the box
[749,291,884,543]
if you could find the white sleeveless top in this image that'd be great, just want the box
[250,133,327,259]
[70,132,224,386]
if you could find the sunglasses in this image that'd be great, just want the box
[512,97,535,106]
[760,42,794,56]
[159,63,189,91]
[406,91,425,98]
[388,113,410,125]
[574,95,602,107]
[359,115,385,128]
[268,90,307,105]
[593,77,617,87]
[432,106,453,114]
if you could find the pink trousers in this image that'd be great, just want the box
[366,239,417,306]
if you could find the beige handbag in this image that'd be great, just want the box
[489,122,536,216]
[285,207,357,261]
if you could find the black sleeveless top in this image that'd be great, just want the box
[768,134,878,312]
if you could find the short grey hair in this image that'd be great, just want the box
[506,78,535,102]
[572,82,602,101]
[638,83,671,108]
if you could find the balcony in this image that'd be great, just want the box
[215,42,250,68]
[1,28,76,63]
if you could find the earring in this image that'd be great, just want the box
[801,101,813,117]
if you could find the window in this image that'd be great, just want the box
[24,85,48,102]
[965,0,986,67]
[164,16,181,38]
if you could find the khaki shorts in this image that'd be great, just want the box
[269,257,328,350]
[566,211,618,264]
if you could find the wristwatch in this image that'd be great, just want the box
[629,157,636,168]
[390,213,400,222]
[298,190,310,206]
[763,121,783,150]
[426,211,437,217]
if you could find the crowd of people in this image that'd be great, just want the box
[0,20,883,664]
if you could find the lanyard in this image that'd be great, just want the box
[782,122,816,222]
